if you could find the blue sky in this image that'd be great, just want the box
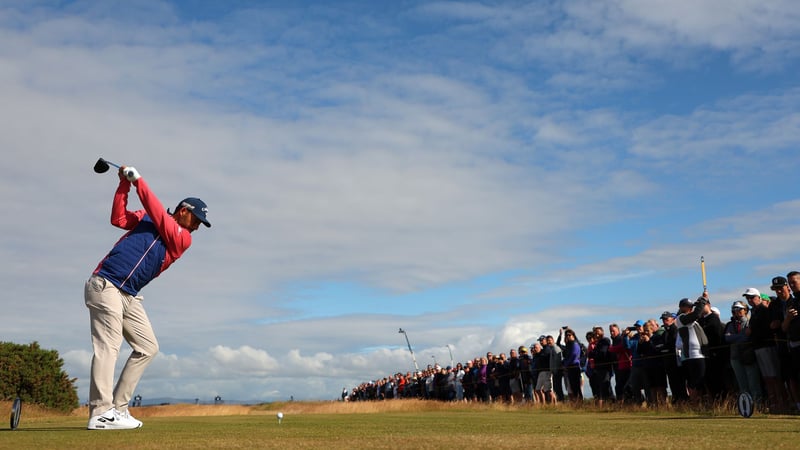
[1,0,800,403]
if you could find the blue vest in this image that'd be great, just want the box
[96,216,167,296]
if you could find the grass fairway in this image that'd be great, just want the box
[2,400,799,449]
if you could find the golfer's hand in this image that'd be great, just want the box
[124,166,141,182]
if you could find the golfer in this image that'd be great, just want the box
[85,165,210,430]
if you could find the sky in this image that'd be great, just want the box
[1,0,800,404]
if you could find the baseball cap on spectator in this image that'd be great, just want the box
[633,319,645,327]
[678,298,693,309]
[772,276,788,289]
[538,335,546,341]
[660,311,675,319]
[518,346,528,353]
[760,293,771,303]
[742,288,760,298]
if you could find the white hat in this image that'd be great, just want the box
[742,288,760,297]
[732,300,748,310]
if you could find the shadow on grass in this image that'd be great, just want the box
[2,427,87,432]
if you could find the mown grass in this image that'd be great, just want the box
[2,400,799,449]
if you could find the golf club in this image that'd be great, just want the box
[94,158,135,178]
[9,397,21,430]
[701,256,707,293]
[93,157,120,173]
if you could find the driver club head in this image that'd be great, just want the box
[93,158,110,173]
[94,158,119,174]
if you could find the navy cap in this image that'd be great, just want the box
[177,197,210,228]
[771,276,788,289]
[678,298,693,309]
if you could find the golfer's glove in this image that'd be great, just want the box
[125,167,141,182]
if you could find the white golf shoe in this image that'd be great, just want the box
[117,408,143,428]
[87,408,143,430]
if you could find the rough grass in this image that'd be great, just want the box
[2,399,799,449]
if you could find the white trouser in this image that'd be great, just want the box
[85,275,158,417]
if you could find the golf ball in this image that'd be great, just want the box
[277,412,283,419]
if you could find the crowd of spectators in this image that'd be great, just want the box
[343,272,800,413]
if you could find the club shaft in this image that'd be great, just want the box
[701,256,707,292]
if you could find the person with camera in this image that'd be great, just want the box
[639,319,669,406]
[623,320,648,404]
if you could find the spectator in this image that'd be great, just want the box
[559,328,583,403]
[698,296,728,402]
[659,311,687,403]
[461,360,474,402]
[584,331,595,371]
[584,331,595,392]
[783,271,800,411]
[476,357,490,402]
[443,366,457,401]
[770,275,799,408]
[495,352,511,403]
[608,323,632,403]
[725,299,763,404]
[518,346,534,402]
[546,335,565,402]
[639,319,668,406]
[623,320,648,404]
[455,363,465,402]
[588,326,613,405]
[676,296,707,402]
[487,353,499,402]
[507,349,523,403]
[535,342,556,404]
[396,374,406,398]
[746,285,788,412]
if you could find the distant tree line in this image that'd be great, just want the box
[0,341,79,412]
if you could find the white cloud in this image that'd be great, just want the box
[3,1,800,403]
